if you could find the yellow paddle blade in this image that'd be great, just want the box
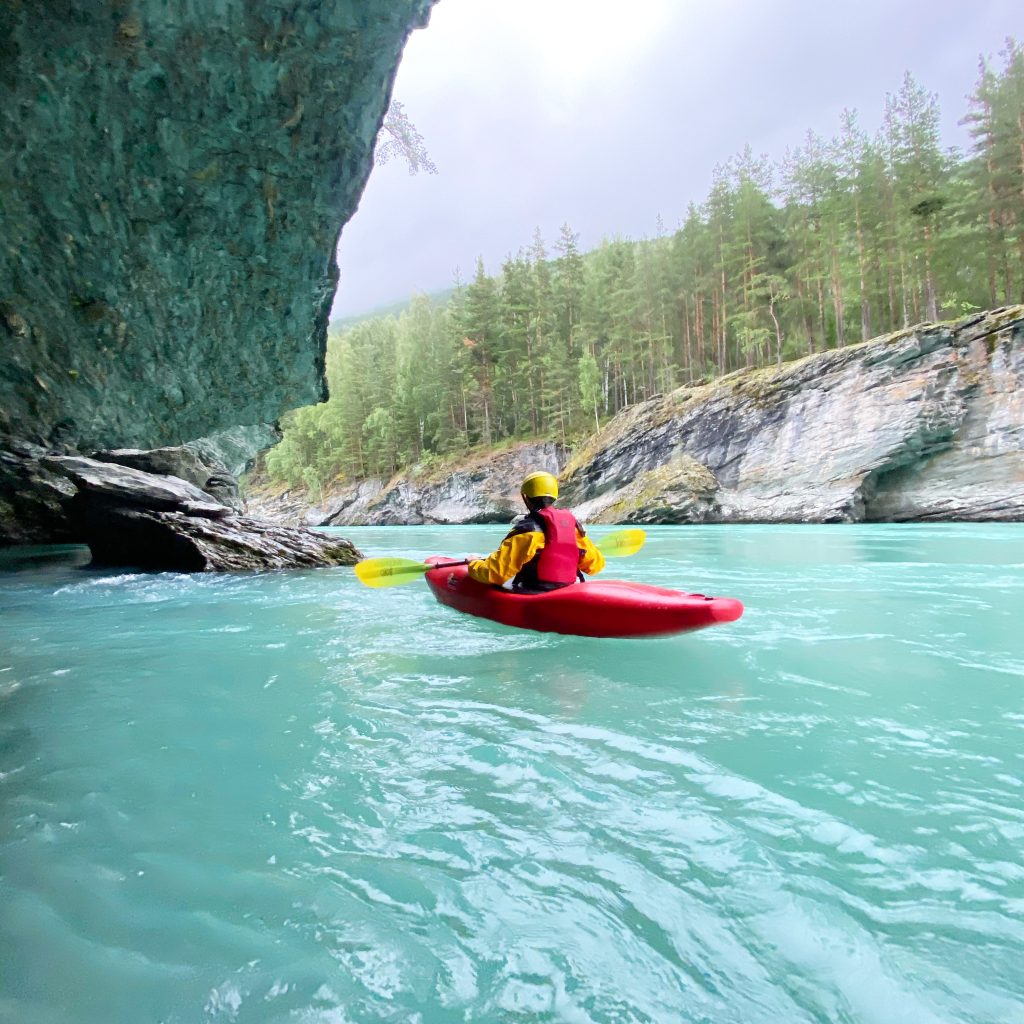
[354,528,644,589]
[595,528,646,557]
[354,556,433,588]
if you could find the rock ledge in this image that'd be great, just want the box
[1,448,361,571]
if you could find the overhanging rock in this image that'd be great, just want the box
[0,0,434,451]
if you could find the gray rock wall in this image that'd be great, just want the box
[330,441,567,526]
[562,307,1024,524]
[245,441,567,526]
[0,0,433,451]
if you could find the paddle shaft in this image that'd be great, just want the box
[354,528,645,588]
[426,532,637,575]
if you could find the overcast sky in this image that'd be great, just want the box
[331,0,1021,319]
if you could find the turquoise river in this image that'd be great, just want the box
[1,524,1022,1024]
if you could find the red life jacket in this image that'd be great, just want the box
[532,506,581,586]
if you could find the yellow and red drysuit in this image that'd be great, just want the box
[468,506,605,591]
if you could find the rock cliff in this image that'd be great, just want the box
[563,307,1023,523]
[247,308,1023,527]
[246,442,568,526]
[0,443,362,568]
[0,0,433,452]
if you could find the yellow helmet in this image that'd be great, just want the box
[521,471,559,500]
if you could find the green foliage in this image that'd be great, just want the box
[578,352,601,433]
[267,48,1024,492]
[376,100,438,176]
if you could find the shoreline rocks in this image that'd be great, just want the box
[246,441,567,527]
[0,449,361,571]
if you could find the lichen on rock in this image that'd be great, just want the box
[574,455,719,525]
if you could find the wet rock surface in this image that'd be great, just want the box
[80,504,362,573]
[0,444,80,546]
[0,449,361,570]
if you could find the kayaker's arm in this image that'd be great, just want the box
[468,524,605,585]
[468,531,544,585]
[577,532,605,576]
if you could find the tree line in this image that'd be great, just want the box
[266,44,1024,490]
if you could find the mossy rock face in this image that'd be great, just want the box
[581,454,719,525]
[0,1,433,451]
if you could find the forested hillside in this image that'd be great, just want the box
[266,46,1024,491]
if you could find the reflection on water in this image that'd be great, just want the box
[0,525,1022,1023]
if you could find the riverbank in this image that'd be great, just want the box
[247,306,1024,527]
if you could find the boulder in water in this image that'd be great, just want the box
[1,449,361,570]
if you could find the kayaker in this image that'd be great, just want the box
[467,471,605,592]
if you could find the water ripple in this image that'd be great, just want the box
[1,525,1023,1022]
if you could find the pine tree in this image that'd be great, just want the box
[264,60,1018,490]
[460,257,502,445]
[883,73,948,323]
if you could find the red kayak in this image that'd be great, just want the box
[423,558,743,638]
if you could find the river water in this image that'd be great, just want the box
[1,524,1022,1024]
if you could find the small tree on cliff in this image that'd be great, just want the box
[376,100,438,175]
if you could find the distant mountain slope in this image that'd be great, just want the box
[330,287,457,331]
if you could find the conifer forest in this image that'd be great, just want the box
[266,47,1024,489]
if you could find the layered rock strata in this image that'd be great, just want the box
[563,307,1024,523]
[0,449,361,570]
[92,445,243,510]
[246,442,567,526]
[0,442,81,546]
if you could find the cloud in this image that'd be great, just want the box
[332,0,1022,318]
